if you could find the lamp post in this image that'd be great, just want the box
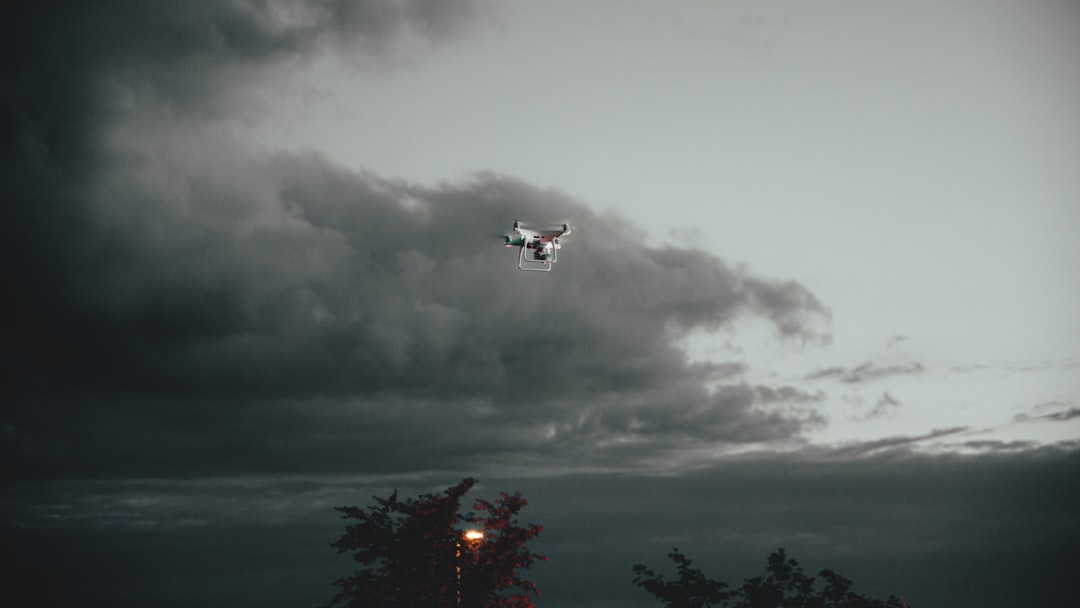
[457,529,484,607]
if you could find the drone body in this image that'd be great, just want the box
[502,221,571,271]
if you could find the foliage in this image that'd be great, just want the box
[329,478,545,608]
[634,548,906,608]
[633,551,730,608]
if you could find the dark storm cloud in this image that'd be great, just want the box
[3,0,490,379]
[3,1,829,480]
[6,154,830,478]
[6,0,488,109]
[805,361,923,384]
[2,0,489,193]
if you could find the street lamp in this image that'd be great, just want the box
[457,529,484,607]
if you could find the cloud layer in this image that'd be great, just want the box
[6,447,1079,608]
[3,0,830,480]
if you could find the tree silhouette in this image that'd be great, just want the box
[634,548,906,608]
[633,550,731,608]
[329,478,545,608]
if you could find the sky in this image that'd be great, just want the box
[2,1,1079,607]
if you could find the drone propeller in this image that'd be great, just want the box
[515,221,572,232]
[552,222,572,236]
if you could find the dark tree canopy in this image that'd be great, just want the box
[634,548,907,608]
[329,478,545,608]
[632,551,731,608]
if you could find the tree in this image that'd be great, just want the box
[633,548,906,608]
[633,550,731,608]
[329,478,546,608]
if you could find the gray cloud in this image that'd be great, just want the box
[3,0,492,400]
[1015,406,1080,423]
[950,356,1080,376]
[3,1,830,481]
[960,439,1043,453]
[805,361,924,384]
[813,427,970,459]
[1046,408,1080,421]
[5,151,831,478]
[865,391,901,419]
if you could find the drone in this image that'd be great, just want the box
[501,221,572,271]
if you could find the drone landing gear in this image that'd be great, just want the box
[518,245,557,271]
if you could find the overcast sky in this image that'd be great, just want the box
[3,2,1079,608]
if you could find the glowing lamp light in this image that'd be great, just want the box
[464,530,485,541]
